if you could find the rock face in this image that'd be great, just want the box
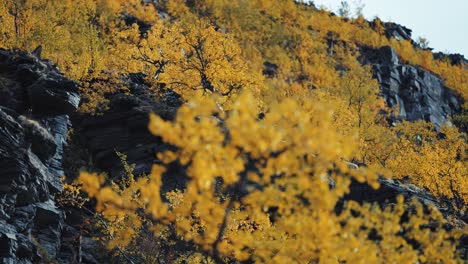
[368,21,413,41]
[382,22,412,41]
[262,62,279,78]
[433,52,468,66]
[70,73,182,179]
[361,45,462,128]
[0,51,181,262]
[0,49,96,263]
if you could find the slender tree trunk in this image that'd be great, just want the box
[13,0,19,39]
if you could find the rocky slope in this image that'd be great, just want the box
[361,45,462,128]
[0,49,99,263]
[72,47,465,185]
[0,22,466,263]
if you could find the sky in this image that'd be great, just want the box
[310,0,468,56]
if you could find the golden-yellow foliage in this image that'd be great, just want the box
[1,0,466,101]
[387,121,468,209]
[79,71,130,114]
[3,1,466,261]
[143,19,262,99]
[78,93,465,263]
[0,0,105,80]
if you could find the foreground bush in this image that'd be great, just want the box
[79,92,465,263]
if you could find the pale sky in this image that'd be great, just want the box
[310,0,468,56]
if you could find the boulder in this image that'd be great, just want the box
[27,76,79,115]
[0,49,80,115]
[18,116,57,162]
[122,13,152,35]
[383,22,412,41]
[262,61,279,78]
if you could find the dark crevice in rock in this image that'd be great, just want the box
[68,74,182,180]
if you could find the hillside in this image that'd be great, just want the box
[0,0,467,263]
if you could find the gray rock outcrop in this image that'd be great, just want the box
[0,49,97,263]
[382,22,412,41]
[433,52,468,66]
[361,45,462,128]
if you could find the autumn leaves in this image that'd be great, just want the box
[79,92,464,263]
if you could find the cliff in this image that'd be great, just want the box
[0,50,99,263]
